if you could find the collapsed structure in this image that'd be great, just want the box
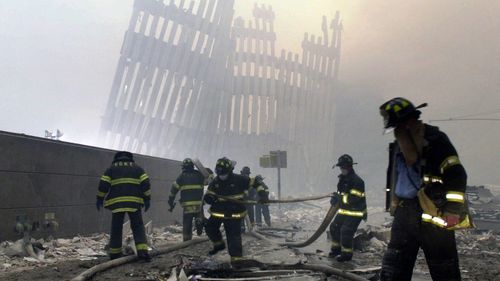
[98,0,342,193]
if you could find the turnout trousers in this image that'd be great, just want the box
[109,210,148,258]
[205,216,243,259]
[329,213,362,258]
[380,199,461,281]
[255,204,271,227]
[182,207,203,241]
[242,204,255,232]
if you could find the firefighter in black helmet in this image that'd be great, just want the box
[204,157,268,267]
[379,97,471,281]
[240,166,256,231]
[253,175,271,227]
[96,151,152,261]
[329,154,367,262]
[168,158,205,241]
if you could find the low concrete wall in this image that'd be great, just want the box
[0,131,182,241]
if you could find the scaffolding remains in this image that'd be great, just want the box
[99,0,342,194]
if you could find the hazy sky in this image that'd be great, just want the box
[0,0,498,187]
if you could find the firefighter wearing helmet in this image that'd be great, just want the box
[204,157,268,268]
[379,97,472,281]
[253,175,271,227]
[96,151,152,261]
[240,166,256,231]
[168,158,206,241]
[329,154,367,262]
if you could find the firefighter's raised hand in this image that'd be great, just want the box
[96,197,104,211]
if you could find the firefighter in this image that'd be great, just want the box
[204,157,268,267]
[168,158,205,241]
[254,175,271,227]
[240,166,256,231]
[96,151,152,261]
[379,97,471,281]
[328,154,367,262]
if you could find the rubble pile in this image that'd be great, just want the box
[467,185,500,232]
[0,225,185,274]
[353,225,390,253]
[456,230,499,254]
[271,198,330,228]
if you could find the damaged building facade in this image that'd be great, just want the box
[98,0,342,194]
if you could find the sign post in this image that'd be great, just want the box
[260,150,287,208]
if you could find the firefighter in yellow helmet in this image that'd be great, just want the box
[204,157,268,268]
[379,97,472,281]
[329,154,367,262]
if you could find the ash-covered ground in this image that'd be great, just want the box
[1,199,498,280]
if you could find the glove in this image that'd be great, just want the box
[168,197,175,211]
[204,193,218,205]
[443,213,460,228]
[144,200,151,212]
[330,192,340,206]
[96,197,104,211]
[258,196,269,204]
[424,183,447,208]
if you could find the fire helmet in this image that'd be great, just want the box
[379,97,427,130]
[182,158,194,170]
[334,154,357,169]
[114,151,133,162]
[215,157,233,175]
[240,166,251,176]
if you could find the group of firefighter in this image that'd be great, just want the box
[96,97,472,281]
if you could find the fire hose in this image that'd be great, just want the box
[72,193,367,281]
[205,191,334,205]
[206,191,338,247]
[71,238,209,281]
[249,203,339,248]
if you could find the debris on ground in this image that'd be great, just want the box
[0,198,499,280]
[0,225,185,274]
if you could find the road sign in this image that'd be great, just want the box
[260,150,287,168]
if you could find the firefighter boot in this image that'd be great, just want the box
[137,250,152,262]
[109,253,123,260]
[208,241,226,255]
[230,257,246,269]
[195,218,204,236]
[337,252,353,262]
[328,247,341,258]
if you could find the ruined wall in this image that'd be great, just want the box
[0,131,181,242]
[99,0,342,195]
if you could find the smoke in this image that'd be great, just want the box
[0,0,498,192]
[335,0,500,190]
